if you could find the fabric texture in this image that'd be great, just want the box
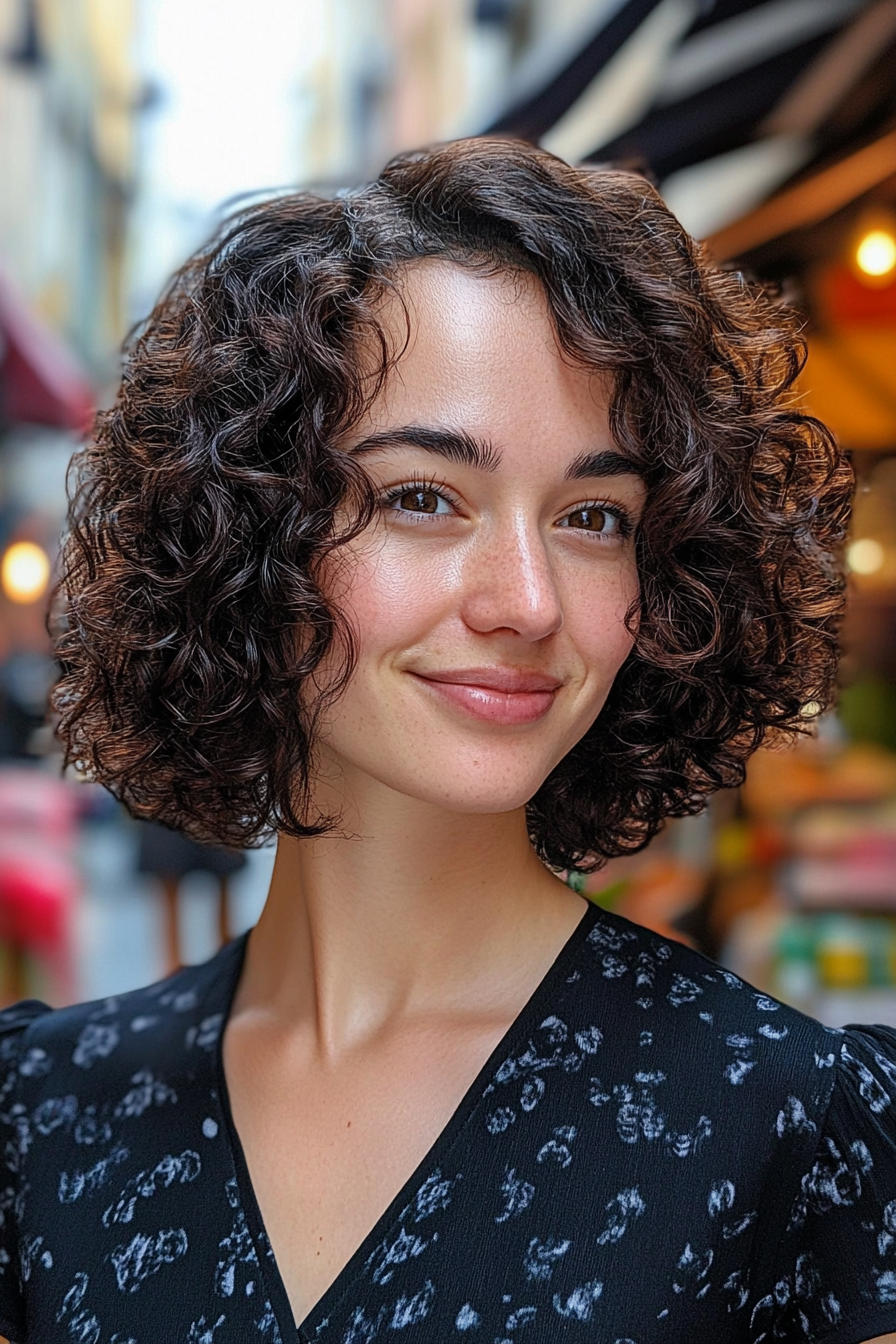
[1,902,896,1343]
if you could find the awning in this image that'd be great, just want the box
[0,265,94,434]
[486,0,896,240]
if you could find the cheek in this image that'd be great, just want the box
[569,564,639,685]
[324,540,450,660]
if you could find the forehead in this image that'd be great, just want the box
[363,259,613,442]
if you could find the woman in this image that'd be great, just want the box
[0,139,890,1344]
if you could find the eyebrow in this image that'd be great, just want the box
[349,426,644,483]
[350,426,502,473]
[565,450,645,482]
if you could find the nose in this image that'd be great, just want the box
[459,512,563,642]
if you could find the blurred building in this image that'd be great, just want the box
[1,0,140,769]
[0,0,139,380]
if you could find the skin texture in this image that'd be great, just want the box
[222,260,648,1325]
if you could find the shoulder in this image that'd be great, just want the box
[0,939,253,1344]
[0,935,246,1114]
[572,902,830,1035]
[566,906,840,1109]
[0,1000,54,1080]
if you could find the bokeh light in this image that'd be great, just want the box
[855,229,896,279]
[847,537,885,576]
[1,541,51,604]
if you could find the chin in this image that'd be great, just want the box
[389,760,553,816]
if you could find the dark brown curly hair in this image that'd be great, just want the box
[52,137,852,871]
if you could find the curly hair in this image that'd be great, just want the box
[52,137,852,871]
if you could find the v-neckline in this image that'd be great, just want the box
[212,899,598,1342]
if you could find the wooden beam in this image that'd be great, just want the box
[704,130,896,260]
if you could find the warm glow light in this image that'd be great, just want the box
[856,228,896,278]
[1,541,51,603]
[847,537,885,575]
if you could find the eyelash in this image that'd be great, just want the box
[378,477,635,538]
[380,476,463,519]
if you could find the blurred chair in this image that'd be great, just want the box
[136,821,246,973]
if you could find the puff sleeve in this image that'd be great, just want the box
[0,1001,52,1344]
[751,1024,896,1344]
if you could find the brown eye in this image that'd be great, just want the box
[386,486,456,516]
[559,505,628,538]
[400,489,439,513]
[382,482,457,520]
[567,507,609,532]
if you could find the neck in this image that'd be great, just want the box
[237,780,583,1058]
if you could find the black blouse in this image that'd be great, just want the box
[2,902,896,1344]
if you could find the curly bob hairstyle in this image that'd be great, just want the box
[53,137,852,871]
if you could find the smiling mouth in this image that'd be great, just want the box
[409,667,562,725]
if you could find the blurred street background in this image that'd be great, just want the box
[0,0,894,1018]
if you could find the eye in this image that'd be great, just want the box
[396,488,448,515]
[559,504,630,537]
[382,481,459,518]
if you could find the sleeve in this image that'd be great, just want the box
[0,1000,52,1344]
[751,1024,896,1344]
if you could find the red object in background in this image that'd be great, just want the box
[0,851,75,946]
[816,263,896,324]
[0,264,94,432]
[0,768,79,1003]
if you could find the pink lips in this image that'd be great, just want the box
[410,666,562,725]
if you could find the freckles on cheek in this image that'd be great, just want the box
[336,545,448,654]
[574,579,638,682]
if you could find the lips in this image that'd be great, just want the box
[419,666,562,693]
[409,666,562,725]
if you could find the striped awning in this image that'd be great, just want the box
[486,0,896,245]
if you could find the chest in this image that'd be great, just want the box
[210,1006,774,1342]
[222,1015,515,1326]
[15,1040,785,1344]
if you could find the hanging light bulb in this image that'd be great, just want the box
[1,541,51,603]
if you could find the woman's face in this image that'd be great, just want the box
[316,259,646,815]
